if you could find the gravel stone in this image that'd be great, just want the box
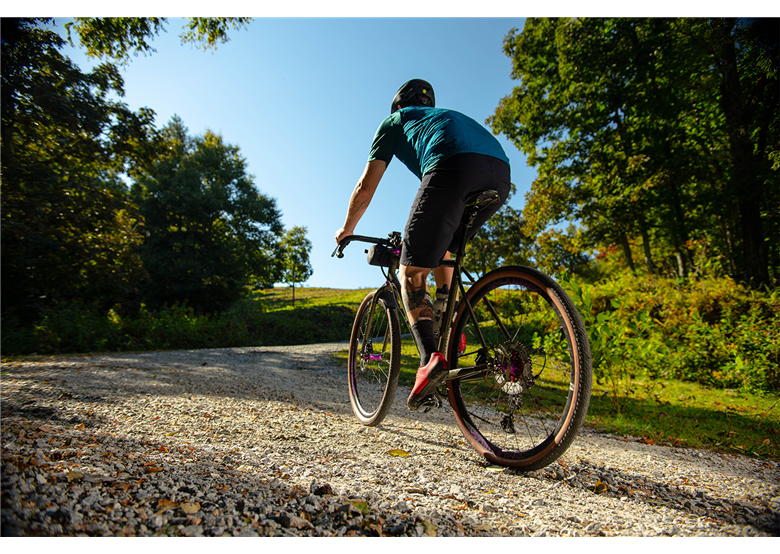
[2,343,779,536]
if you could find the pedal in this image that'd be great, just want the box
[421,391,443,413]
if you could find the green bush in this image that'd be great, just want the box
[252,306,354,345]
[33,302,122,353]
[1,298,354,356]
[564,273,779,393]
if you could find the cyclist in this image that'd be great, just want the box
[335,79,511,410]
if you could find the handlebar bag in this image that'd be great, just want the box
[367,244,394,267]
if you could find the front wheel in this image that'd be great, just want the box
[446,266,592,470]
[348,291,401,426]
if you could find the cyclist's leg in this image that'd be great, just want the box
[399,264,432,323]
[399,263,436,363]
[402,154,510,408]
[433,252,454,291]
[400,172,457,368]
[400,263,449,409]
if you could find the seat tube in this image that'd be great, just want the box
[436,222,470,354]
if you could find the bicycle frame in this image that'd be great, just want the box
[336,192,507,390]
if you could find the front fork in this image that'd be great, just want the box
[360,283,397,364]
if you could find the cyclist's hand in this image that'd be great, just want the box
[335,227,352,245]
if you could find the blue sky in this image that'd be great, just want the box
[44,16,536,289]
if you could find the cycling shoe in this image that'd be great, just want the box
[407,352,448,411]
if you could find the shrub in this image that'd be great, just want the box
[1,298,355,356]
[564,273,779,393]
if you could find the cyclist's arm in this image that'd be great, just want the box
[335,159,387,243]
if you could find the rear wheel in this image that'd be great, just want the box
[446,266,592,470]
[348,291,401,426]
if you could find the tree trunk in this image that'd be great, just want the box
[617,232,636,275]
[713,18,769,288]
[638,218,657,276]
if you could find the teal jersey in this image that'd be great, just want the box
[367,106,510,180]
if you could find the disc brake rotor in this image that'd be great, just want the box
[493,341,533,395]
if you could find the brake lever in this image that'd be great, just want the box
[332,236,352,258]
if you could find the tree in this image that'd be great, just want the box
[64,17,252,64]
[131,116,284,313]
[489,18,778,287]
[532,225,593,279]
[1,18,155,323]
[280,226,313,306]
[707,18,778,287]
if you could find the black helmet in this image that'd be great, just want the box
[391,79,435,114]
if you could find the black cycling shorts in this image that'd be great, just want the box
[401,153,511,268]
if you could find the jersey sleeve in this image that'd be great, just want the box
[367,113,401,164]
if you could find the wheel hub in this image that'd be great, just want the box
[493,340,533,395]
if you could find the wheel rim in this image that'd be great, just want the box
[349,296,395,420]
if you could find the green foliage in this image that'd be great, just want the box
[533,224,595,280]
[280,226,314,306]
[563,273,779,395]
[489,18,779,288]
[0,290,359,356]
[1,18,154,323]
[66,17,252,64]
[564,277,668,410]
[1,17,281,348]
[0,287,369,356]
[131,116,284,313]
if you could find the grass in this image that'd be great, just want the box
[325,282,779,462]
[334,340,780,460]
[586,377,780,460]
[256,286,372,311]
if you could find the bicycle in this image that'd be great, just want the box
[332,190,592,470]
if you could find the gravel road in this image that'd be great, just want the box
[2,343,778,537]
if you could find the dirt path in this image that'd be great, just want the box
[2,344,778,536]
